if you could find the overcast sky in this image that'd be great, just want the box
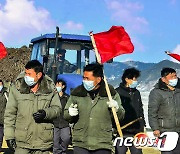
[0,0,180,63]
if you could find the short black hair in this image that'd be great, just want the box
[161,67,176,77]
[56,79,67,92]
[83,63,103,78]
[122,68,140,84]
[57,49,66,54]
[25,60,43,74]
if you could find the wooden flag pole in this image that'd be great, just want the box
[121,117,142,130]
[89,31,101,64]
[89,32,123,137]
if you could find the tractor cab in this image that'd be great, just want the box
[30,27,94,94]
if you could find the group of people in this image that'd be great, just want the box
[0,60,179,154]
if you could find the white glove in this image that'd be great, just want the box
[68,104,78,116]
[107,100,119,111]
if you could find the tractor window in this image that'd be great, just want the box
[46,48,54,75]
[49,48,54,55]
[45,48,93,76]
[36,46,43,63]
[57,50,78,74]
[40,42,46,56]
[31,43,39,60]
[30,43,43,63]
[65,50,76,64]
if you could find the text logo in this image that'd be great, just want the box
[113,132,179,151]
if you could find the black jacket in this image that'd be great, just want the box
[116,83,145,135]
[0,87,8,125]
[148,78,180,133]
[54,93,69,128]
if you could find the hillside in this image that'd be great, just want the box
[104,61,156,86]
[106,60,180,90]
[0,46,31,82]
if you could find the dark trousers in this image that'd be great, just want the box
[53,127,71,154]
[115,138,142,154]
[0,125,4,148]
[74,146,112,154]
[161,134,180,154]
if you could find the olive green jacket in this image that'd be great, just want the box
[4,73,61,150]
[64,82,125,151]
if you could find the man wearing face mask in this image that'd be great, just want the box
[4,60,61,154]
[148,67,180,154]
[53,79,71,154]
[115,68,145,154]
[0,80,8,151]
[64,63,125,154]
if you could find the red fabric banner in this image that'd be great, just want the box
[0,42,7,59]
[167,53,180,62]
[93,26,134,63]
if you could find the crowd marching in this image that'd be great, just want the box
[0,60,180,154]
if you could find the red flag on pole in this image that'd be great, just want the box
[92,26,134,63]
[165,51,180,62]
[0,42,7,59]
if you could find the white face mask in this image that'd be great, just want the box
[56,86,62,92]
[168,78,178,87]
[24,76,37,87]
[129,81,138,88]
[0,85,3,91]
[83,80,95,91]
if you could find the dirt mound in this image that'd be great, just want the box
[0,46,31,82]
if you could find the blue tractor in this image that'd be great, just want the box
[30,27,94,94]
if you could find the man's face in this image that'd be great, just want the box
[56,82,64,89]
[162,72,177,85]
[83,71,101,88]
[0,82,2,91]
[125,77,137,86]
[25,69,42,83]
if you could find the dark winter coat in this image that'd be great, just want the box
[4,72,61,150]
[54,93,69,128]
[0,87,8,125]
[148,78,180,133]
[116,83,145,135]
[64,81,125,151]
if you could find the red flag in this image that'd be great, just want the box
[0,42,7,59]
[165,51,180,62]
[93,26,134,63]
